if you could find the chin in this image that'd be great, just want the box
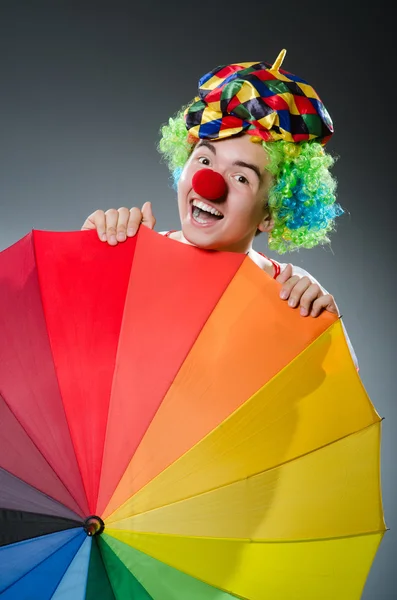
[181,225,217,250]
[183,228,211,249]
[184,228,237,254]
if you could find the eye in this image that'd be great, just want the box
[234,174,249,185]
[198,156,211,166]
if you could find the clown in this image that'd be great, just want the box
[82,49,357,364]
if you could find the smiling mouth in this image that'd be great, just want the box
[190,199,224,225]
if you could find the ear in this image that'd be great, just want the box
[257,208,274,233]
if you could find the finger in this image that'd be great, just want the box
[81,210,107,242]
[141,202,156,229]
[310,294,339,317]
[126,207,143,237]
[104,209,120,245]
[286,277,313,308]
[115,207,130,242]
[298,283,322,316]
[278,274,301,300]
[276,264,293,289]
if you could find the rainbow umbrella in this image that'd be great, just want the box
[0,226,386,599]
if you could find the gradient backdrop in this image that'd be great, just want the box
[0,1,395,597]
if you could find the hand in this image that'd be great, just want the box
[81,202,156,245]
[276,264,339,317]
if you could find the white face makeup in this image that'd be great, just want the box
[177,134,274,254]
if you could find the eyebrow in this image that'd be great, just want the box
[196,140,262,182]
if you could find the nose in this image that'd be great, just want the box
[192,169,227,201]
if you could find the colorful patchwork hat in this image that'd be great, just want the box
[184,49,334,145]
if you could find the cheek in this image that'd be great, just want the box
[176,169,187,196]
[247,187,268,217]
[177,169,191,215]
[228,187,263,220]
[178,165,193,193]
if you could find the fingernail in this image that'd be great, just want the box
[100,233,107,242]
[300,307,308,316]
[127,228,135,236]
[288,298,296,307]
[280,290,288,299]
[109,235,117,245]
[117,232,126,242]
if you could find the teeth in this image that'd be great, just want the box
[193,207,208,223]
[192,199,223,217]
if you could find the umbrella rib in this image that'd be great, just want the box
[107,526,387,547]
[249,527,389,545]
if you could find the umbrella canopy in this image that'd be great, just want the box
[0,226,386,599]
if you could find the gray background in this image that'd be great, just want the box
[0,1,395,597]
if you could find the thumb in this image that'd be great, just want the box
[276,263,293,283]
[141,202,156,229]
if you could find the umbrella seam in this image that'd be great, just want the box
[105,526,387,545]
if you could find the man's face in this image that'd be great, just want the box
[177,134,274,253]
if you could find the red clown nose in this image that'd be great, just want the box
[192,169,227,201]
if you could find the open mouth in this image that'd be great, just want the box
[190,199,224,225]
